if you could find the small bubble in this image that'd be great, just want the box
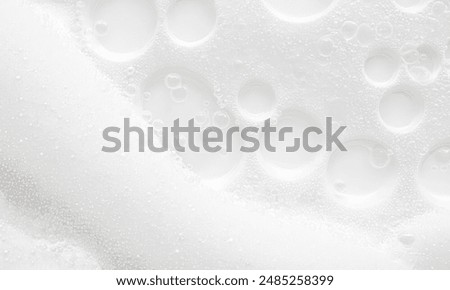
[408,66,431,82]
[364,49,400,85]
[125,84,137,96]
[318,36,335,57]
[341,21,358,40]
[401,48,420,64]
[432,1,447,16]
[398,234,415,246]
[356,24,374,47]
[212,111,230,128]
[126,66,136,76]
[171,86,188,103]
[419,145,450,198]
[143,91,152,101]
[376,22,393,38]
[165,73,182,89]
[94,21,108,35]
[370,145,392,168]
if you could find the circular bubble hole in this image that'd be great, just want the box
[167,0,217,45]
[379,86,424,132]
[364,48,401,86]
[406,45,442,85]
[85,0,157,61]
[238,80,277,121]
[326,140,397,208]
[258,109,324,180]
[140,68,242,181]
[418,143,450,208]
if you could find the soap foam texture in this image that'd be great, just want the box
[0,0,449,269]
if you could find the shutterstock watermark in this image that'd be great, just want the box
[102,117,347,153]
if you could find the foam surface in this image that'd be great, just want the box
[0,0,450,269]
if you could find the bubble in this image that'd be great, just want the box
[431,1,447,16]
[379,87,424,131]
[398,234,415,246]
[85,0,157,60]
[142,91,152,102]
[167,0,217,44]
[125,66,136,76]
[400,44,420,64]
[165,73,183,89]
[238,80,277,121]
[376,22,393,38]
[341,21,358,40]
[327,140,397,206]
[125,84,137,96]
[408,67,431,82]
[141,68,241,181]
[419,145,450,203]
[391,0,431,12]
[395,213,450,269]
[212,111,230,128]
[406,45,442,84]
[356,24,375,47]
[171,86,188,103]
[370,145,393,168]
[142,110,152,122]
[94,20,108,35]
[364,49,401,86]
[317,36,335,57]
[263,0,337,22]
[141,69,213,124]
[179,127,242,181]
[259,110,323,179]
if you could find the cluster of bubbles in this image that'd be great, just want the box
[56,0,450,265]
[74,0,217,61]
[67,0,450,211]
[138,69,240,180]
[0,0,443,270]
[359,39,447,208]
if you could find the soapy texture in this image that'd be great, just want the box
[0,0,449,269]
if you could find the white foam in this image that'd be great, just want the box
[1,0,450,269]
